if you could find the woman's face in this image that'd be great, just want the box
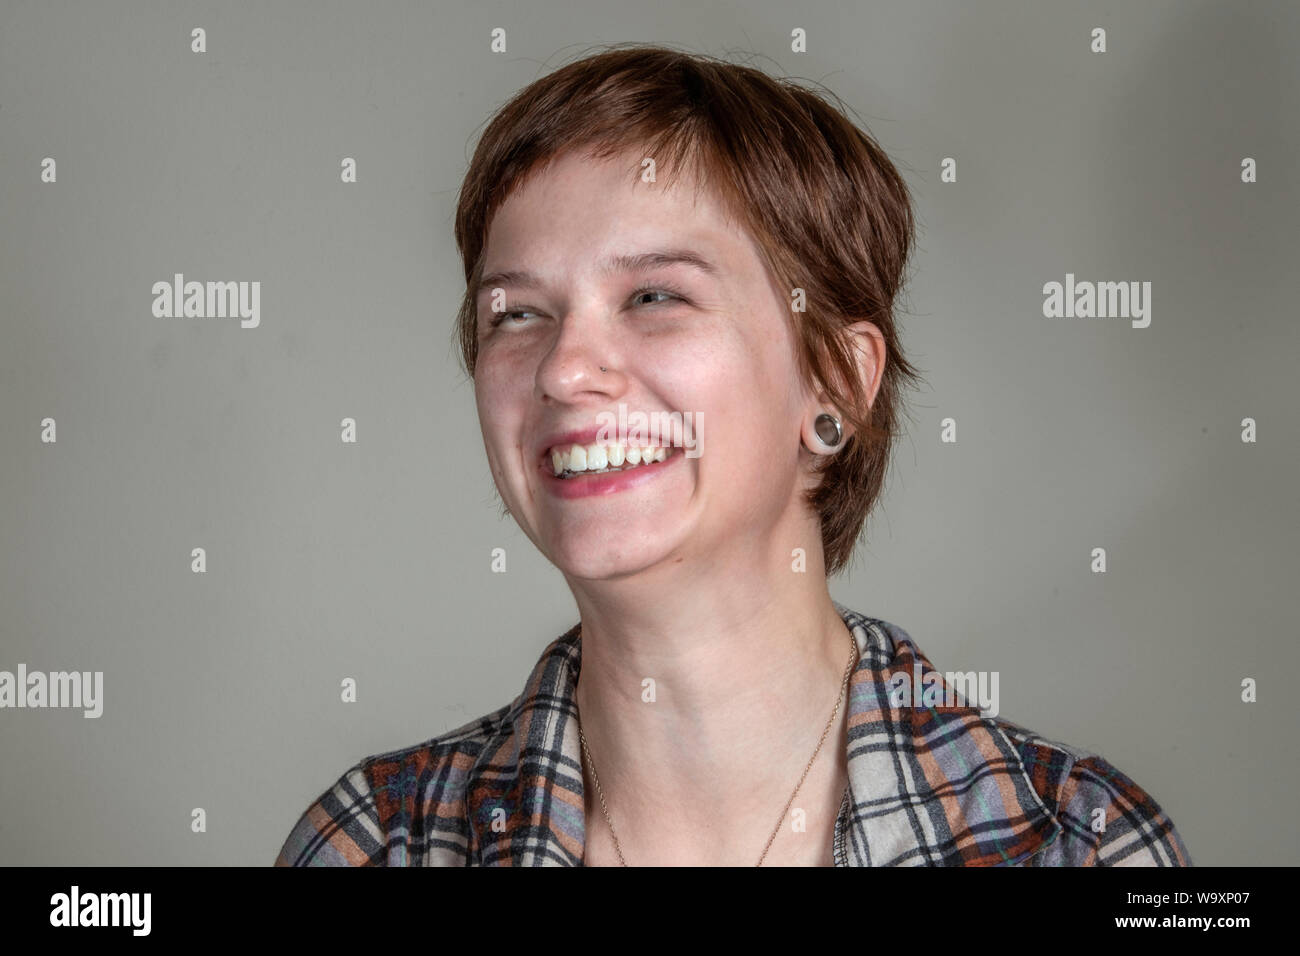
[472,147,817,581]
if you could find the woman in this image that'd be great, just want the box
[275,44,1191,867]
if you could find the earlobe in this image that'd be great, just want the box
[803,410,843,455]
[814,412,842,449]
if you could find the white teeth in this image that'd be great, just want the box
[547,441,673,477]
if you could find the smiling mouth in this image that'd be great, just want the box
[547,442,676,479]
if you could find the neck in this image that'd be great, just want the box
[567,540,856,865]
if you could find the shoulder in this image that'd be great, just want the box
[993,717,1194,867]
[273,705,510,867]
[845,607,1193,867]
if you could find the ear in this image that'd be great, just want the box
[801,321,885,449]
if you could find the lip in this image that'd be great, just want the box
[538,445,684,499]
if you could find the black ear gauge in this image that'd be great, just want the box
[814,412,842,448]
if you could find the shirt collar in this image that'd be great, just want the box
[464,602,1062,866]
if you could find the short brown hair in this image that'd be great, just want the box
[452,43,926,577]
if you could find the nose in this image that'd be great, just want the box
[534,308,626,404]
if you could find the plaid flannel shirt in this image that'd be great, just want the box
[275,603,1192,866]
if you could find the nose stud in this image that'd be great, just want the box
[814,412,842,448]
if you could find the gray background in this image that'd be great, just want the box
[1,0,1296,866]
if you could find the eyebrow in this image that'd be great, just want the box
[476,249,719,297]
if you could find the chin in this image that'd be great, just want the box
[550,543,671,582]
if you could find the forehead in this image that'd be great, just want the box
[479,147,755,276]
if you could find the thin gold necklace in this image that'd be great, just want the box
[576,626,859,866]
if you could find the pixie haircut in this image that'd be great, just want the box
[453,43,925,577]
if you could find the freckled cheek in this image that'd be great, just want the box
[706,372,789,468]
[484,385,543,489]
[478,412,526,477]
[478,346,538,395]
[476,350,532,412]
